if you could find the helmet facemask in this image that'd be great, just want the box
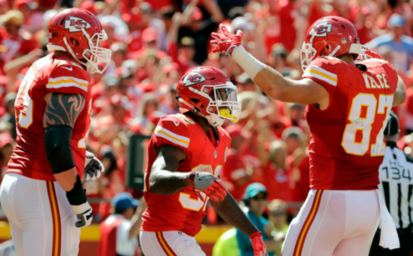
[187,82,241,127]
[300,43,317,72]
[63,27,112,74]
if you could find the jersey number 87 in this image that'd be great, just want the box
[342,93,393,156]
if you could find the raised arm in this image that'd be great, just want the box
[211,25,330,109]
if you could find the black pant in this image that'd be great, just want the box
[369,226,413,256]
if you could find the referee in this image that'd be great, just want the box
[369,112,413,256]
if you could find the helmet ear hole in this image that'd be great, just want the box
[71,38,79,46]
[190,98,200,103]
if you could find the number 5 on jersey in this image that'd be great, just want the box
[342,93,393,156]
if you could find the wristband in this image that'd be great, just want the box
[66,175,87,206]
[249,231,262,239]
[232,47,266,80]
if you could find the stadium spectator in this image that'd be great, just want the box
[221,124,252,201]
[261,140,291,201]
[236,182,281,256]
[0,10,39,75]
[97,192,142,256]
[268,199,289,256]
[367,13,413,73]
[282,127,310,203]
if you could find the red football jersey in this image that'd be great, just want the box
[7,54,92,181]
[141,114,231,236]
[304,57,398,190]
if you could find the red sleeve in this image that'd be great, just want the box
[303,57,338,89]
[46,64,90,98]
[153,116,190,152]
[303,57,339,105]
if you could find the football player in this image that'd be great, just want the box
[140,66,267,256]
[211,16,406,255]
[0,8,108,256]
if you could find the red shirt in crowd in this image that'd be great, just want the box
[263,162,291,201]
[288,155,310,202]
[221,148,251,201]
[0,27,39,74]
[277,0,298,51]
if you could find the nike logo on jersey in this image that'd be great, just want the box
[172,119,180,126]
[61,66,73,71]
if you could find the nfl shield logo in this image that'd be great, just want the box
[341,37,347,44]
[214,151,217,159]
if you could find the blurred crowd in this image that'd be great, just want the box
[1,0,413,223]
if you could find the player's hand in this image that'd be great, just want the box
[71,201,93,228]
[249,232,268,256]
[188,172,227,202]
[66,175,93,228]
[84,151,105,180]
[211,24,243,56]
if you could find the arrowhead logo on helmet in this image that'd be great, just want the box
[183,72,207,87]
[65,16,92,33]
[310,21,332,37]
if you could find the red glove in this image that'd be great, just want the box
[249,232,267,256]
[188,172,227,202]
[211,24,243,56]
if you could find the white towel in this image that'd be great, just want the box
[375,190,400,249]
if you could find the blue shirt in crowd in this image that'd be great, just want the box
[366,34,413,73]
[235,211,274,256]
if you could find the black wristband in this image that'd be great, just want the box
[45,125,75,174]
[66,175,87,206]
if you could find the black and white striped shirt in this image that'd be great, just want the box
[378,141,413,229]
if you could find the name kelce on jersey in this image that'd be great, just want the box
[363,73,391,89]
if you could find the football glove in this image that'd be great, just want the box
[250,232,268,256]
[66,175,93,228]
[188,172,227,202]
[84,151,105,180]
[71,201,93,228]
[211,24,243,56]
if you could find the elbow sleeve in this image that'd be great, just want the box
[45,125,75,174]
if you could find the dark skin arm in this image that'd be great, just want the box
[43,92,85,191]
[149,144,192,195]
[151,144,259,235]
[210,194,259,236]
